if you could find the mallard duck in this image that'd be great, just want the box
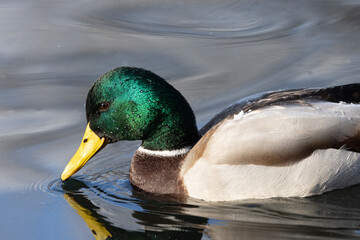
[61,67,360,201]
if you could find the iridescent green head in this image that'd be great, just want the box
[61,67,199,181]
[86,67,199,150]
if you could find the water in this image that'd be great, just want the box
[1,0,360,239]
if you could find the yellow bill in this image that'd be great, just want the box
[61,123,108,181]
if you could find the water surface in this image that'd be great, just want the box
[1,0,360,239]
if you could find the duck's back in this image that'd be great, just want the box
[181,84,360,201]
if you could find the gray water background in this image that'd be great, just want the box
[1,0,360,239]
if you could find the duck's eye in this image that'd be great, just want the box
[99,102,110,112]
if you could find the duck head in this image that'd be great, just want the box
[61,67,199,181]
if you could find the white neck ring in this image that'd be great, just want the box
[137,146,191,157]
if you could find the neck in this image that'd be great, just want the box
[130,149,189,195]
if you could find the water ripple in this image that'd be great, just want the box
[77,2,308,41]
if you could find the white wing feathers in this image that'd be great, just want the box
[197,101,360,166]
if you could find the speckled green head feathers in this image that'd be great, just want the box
[86,67,199,150]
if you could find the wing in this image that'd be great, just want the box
[183,84,360,173]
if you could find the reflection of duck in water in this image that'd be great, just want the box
[65,194,112,240]
[62,67,360,201]
[62,179,207,240]
[62,179,360,240]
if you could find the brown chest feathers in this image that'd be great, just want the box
[129,150,188,195]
